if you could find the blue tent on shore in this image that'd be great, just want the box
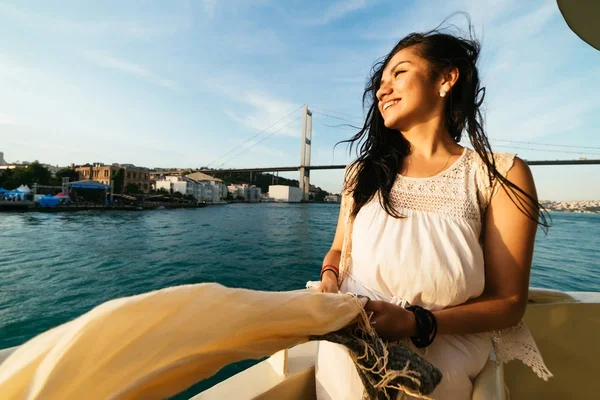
[39,194,61,207]
[0,188,8,195]
[69,180,110,190]
[4,189,24,200]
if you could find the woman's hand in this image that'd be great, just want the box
[365,300,416,341]
[318,270,339,293]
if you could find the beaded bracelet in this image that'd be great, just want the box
[406,305,438,348]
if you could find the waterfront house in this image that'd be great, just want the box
[228,184,262,202]
[74,163,151,193]
[186,172,227,203]
[324,194,341,203]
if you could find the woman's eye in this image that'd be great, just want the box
[394,70,406,77]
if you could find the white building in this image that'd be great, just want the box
[228,184,262,202]
[269,185,302,203]
[324,194,341,203]
[155,176,192,197]
[186,172,227,203]
[155,175,225,203]
[152,171,228,203]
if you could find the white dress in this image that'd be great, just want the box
[316,148,513,400]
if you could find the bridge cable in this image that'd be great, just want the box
[493,145,600,156]
[214,116,302,169]
[309,107,364,123]
[311,108,600,153]
[311,111,362,125]
[490,139,600,151]
[205,105,304,168]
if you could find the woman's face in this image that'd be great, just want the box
[376,46,443,131]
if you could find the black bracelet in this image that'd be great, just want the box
[320,267,339,280]
[406,305,437,348]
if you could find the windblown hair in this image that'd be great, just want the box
[340,17,549,231]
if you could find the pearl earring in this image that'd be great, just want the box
[439,90,447,98]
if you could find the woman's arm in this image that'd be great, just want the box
[432,157,538,334]
[318,192,350,293]
[367,157,539,339]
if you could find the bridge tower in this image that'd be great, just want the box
[299,105,313,201]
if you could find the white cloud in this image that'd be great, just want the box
[494,1,556,38]
[487,67,599,141]
[208,135,295,168]
[306,0,370,25]
[208,88,303,168]
[0,3,28,21]
[202,0,218,18]
[200,0,272,19]
[211,74,302,137]
[82,50,179,90]
[0,113,16,125]
[238,140,290,158]
[0,2,192,39]
[225,28,285,54]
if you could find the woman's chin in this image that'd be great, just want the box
[383,115,405,131]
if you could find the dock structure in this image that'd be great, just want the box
[0,201,206,213]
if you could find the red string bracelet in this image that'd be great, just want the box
[321,264,340,279]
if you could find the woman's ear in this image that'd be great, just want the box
[440,66,460,94]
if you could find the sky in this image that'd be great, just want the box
[0,0,599,200]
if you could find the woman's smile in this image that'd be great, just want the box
[382,99,401,111]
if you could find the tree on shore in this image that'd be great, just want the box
[0,161,53,188]
[54,168,78,183]
[113,168,125,194]
[125,183,141,194]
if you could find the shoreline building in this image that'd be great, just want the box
[269,185,302,203]
[186,172,227,203]
[228,184,262,202]
[74,163,151,193]
[154,176,193,198]
[324,194,341,203]
[152,171,227,203]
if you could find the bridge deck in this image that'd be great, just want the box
[198,159,600,174]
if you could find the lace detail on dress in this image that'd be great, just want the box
[491,322,553,381]
[389,150,481,221]
[473,151,516,218]
[475,151,553,381]
[338,164,358,284]
[338,152,552,382]
[338,190,354,284]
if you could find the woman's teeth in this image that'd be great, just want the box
[383,100,400,110]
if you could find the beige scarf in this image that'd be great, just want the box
[0,283,367,399]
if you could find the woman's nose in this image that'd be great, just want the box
[376,83,392,102]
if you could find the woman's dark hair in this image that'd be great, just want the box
[340,17,550,231]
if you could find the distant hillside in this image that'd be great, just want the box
[201,170,331,201]
[201,171,299,194]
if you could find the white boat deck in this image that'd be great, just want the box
[0,289,598,399]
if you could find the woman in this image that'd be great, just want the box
[316,24,550,400]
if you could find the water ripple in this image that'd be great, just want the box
[1,206,598,395]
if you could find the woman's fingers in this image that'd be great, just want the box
[317,282,337,293]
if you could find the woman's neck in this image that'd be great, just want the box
[400,118,460,159]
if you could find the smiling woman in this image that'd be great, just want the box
[316,17,552,400]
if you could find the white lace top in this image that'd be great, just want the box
[338,148,552,382]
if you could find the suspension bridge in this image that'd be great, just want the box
[199,105,600,200]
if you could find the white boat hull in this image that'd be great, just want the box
[194,289,600,400]
[1,289,598,399]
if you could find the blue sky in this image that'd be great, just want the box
[0,0,598,200]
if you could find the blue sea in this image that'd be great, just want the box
[1,204,598,398]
